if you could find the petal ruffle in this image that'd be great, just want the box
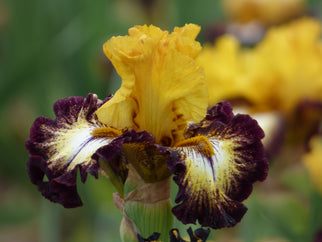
[26,94,119,208]
[96,24,208,146]
[168,101,268,229]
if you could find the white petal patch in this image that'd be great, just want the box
[169,102,268,228]
[174,135,242,194]
[209,139,242,193]
[42,119,114,172]
[26,94,126,208]
[171,128,265,228]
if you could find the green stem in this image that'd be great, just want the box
[124,199,173,242]
[117,165,174,242]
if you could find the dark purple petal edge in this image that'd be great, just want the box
[26,94,104,208]
[167,101,269,229]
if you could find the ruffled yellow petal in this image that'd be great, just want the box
[303,136,322,194]
[96,24,208,146]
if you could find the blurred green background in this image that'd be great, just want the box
[0,0,321,241]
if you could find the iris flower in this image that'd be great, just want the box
[197,18,322,159]
[198,18,322,113]
[26,24,268,239]
[221,0,306,26]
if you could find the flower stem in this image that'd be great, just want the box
[116,165,174,242]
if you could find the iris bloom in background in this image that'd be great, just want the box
[221,0,306,26]
[218,0,307,45]
[198,18,322,112]
[26,24,268,241]
[198,17,322,195]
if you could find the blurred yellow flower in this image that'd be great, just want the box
[196,35,248,106]
[198,18,322,114]
[221,0,306,25]
[303,135,322,194]
[254,18,322,113]
[96,24,208,145]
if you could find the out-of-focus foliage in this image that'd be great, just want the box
[0,0,321,241]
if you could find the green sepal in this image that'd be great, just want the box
[121,167,173,241]
[123,176,141,197]
[125,199,174,242]
[99,159,124,197]
[120,217,139,242]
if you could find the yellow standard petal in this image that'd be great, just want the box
[96,24,208,146]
